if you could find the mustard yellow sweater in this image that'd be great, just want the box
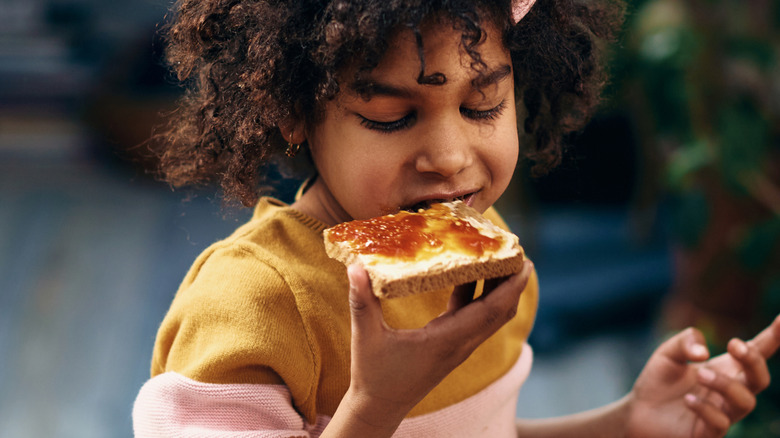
[151,197,538,425]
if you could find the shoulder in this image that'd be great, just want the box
[152,198,334,384]
[153,239,314,381]
[151,197,351,412]
[178,197,329,294]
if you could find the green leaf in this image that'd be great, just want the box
[670,188,710,248]
[738,218,780,271]
[760,276,780,321]
[727,38,776,70]
[666,140,713,190]
[717,103,770,195]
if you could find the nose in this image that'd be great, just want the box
[414,121,473,178]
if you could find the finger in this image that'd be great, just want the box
[483,275,508,296]
[657,327,710,365]
[696,367,756,422]
[484,258,534,296]
[747,314,780,359]
[348,264,385,336]
[684,393,731,436]
[429,259,532,342]
[447,282,476,313]
[728,338,771,393]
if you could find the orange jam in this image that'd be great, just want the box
[327,204,502,260]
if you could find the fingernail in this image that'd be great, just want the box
[347,273,356,289]
[685,393,698,405]
[698,367,716,382]
[691,344,708,357]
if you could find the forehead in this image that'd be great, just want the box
[348,19,511,94]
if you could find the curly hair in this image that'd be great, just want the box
[156,0,626,206]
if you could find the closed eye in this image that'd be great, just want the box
[358,113,415,133]
[460,99,507,121]
[358,98,506,132]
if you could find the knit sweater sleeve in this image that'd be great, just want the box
[133,373,330,437]
[150,242,320,415]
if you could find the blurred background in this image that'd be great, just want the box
[0,0,778,436]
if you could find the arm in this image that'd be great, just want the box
[515,316,780,438]
[320,261,534,438]
[515,397,631,438]
[133,372,332,437]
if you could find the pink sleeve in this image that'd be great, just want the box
[132,372,330,438]
[134,344,533,438]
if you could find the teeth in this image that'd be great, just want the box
[402,194,472,212]
[402,202,427,212]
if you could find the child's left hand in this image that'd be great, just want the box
[625,315,780,438]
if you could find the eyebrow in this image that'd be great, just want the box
[471,64,512,88]
[349,63,513,99]
[350,81,414,99]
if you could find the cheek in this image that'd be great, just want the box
[482,124,520,205]
[493,150,518,197]
[491,122,520,176]
[350,161,397,196]
[332,149,400,202]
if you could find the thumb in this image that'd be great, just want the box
[658,327,710,364]
[348,264,384,335]
[748,314,780,359]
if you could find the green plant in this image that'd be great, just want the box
[616,0,780,435]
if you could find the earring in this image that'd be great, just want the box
[285,133,300,158]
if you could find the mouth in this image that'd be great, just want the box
[401,191,478,212]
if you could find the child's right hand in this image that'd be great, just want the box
[324,260,532,437]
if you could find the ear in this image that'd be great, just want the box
[278,118,307,145]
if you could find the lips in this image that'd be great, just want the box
[401,191,478,212]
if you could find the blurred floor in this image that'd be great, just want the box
[0,157,252,437]
[0,153,663,436]
[516,327,654,419]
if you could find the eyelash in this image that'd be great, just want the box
[359,114,415,133]
[461,99,507,121]
[358,99,508,133]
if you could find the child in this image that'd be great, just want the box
[133,0,780,436]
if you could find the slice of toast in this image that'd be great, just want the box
[323,201,525,299]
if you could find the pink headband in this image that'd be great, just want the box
[512,0,536,23]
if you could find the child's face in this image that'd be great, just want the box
[304,20,518,224]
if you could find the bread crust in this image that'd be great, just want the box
[369,252,525,298]
[323,202,525,298]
